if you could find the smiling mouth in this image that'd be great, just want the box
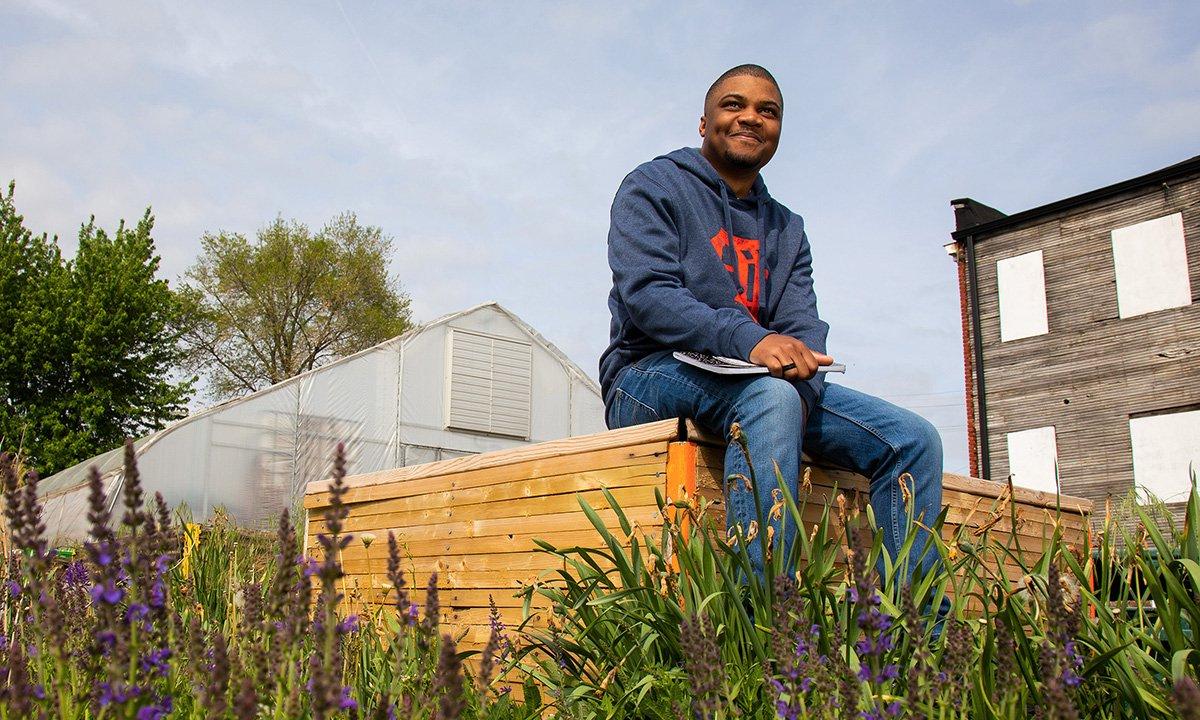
[730,132,761,142]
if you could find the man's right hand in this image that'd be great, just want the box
[749,334,835,380]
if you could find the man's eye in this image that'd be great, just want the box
[761,108,778,117]
[724,102,742,110]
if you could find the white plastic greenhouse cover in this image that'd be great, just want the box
[37,302,606,541]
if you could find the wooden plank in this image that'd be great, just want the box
[780,501,1081,553]
[309,488,663,542]
[313,505,663,542]
[336,539,645,575]
[308,440,673,509]
[346,586,554,609]
[444,606,549,627]
[443,623,533,647]
[306,420,680,498]
[333,525,651,562]
[309,465,666,531]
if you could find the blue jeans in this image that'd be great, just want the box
[606,351,943,581]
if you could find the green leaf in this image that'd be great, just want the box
[1173,649,1195,681]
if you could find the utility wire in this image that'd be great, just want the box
[332,0,404,121]
[879,389,964,398]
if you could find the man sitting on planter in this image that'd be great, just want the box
[598,64,944,580]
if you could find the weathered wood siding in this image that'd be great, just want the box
[968,172,1200,518]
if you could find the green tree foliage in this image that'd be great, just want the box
[0,182,193,475]
[179,213,412,400]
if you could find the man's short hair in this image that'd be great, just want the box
[705,64,782,108]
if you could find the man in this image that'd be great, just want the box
[599,64,943,579]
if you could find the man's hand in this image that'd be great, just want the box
[749,334,835,380]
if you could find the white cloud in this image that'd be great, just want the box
[13,0,90,27]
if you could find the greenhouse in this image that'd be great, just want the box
[36,302,606,540]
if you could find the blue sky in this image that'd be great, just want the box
[2,1,1198,473]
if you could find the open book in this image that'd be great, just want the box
[673,351,845,375]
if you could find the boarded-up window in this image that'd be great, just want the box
[1112,213,1192,318]
[996,250,1049,341]
[446,329,532,438]
[1006,426,1058,494]
[1130,409,1200,503]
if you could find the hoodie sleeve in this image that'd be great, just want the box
[609,171,771,359]
[769,226,831,403]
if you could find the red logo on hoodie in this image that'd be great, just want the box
[710,229,762,322]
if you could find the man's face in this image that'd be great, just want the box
[699,74,783,174]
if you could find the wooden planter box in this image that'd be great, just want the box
[304,419,1091,653]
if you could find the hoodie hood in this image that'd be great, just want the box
[659,147,770,200]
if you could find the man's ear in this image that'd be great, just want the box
[698,115,707,138]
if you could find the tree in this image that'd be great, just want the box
[178,213,412,400]
[0,183,193,475]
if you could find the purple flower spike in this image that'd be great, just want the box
[97,681,141,706]
[96,630,117,650]
[1063,668,1082,688]
[64,560,89,586]
[136,696,173,720]
[148,579,166,608]
[90,580,124,605]
[338,686,358,711]
[95,543,115,567]
[140,648,172,675]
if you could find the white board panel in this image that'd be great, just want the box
[1111,213,1192,318]
[1130,410,1200,503]
[1006,426,1058,494]
[996,250,1049,342]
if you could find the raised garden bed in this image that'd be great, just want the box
[304,419,1091,654]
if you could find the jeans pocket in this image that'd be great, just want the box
[612,388,662,428]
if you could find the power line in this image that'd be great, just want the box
[880,389,963,399]
[332,0,404,121]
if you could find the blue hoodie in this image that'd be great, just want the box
[599,147,830,414]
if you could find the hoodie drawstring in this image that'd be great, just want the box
[755,196,766,307]
[718,183,744,295]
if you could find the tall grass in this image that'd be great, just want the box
[0,443,519,720]
[515,456,1200,720]
[3,438,1200,719]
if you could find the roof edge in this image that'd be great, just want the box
[950,154,1200,242]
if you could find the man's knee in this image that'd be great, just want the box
[888,406,941,459]
[738,376,806,427]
